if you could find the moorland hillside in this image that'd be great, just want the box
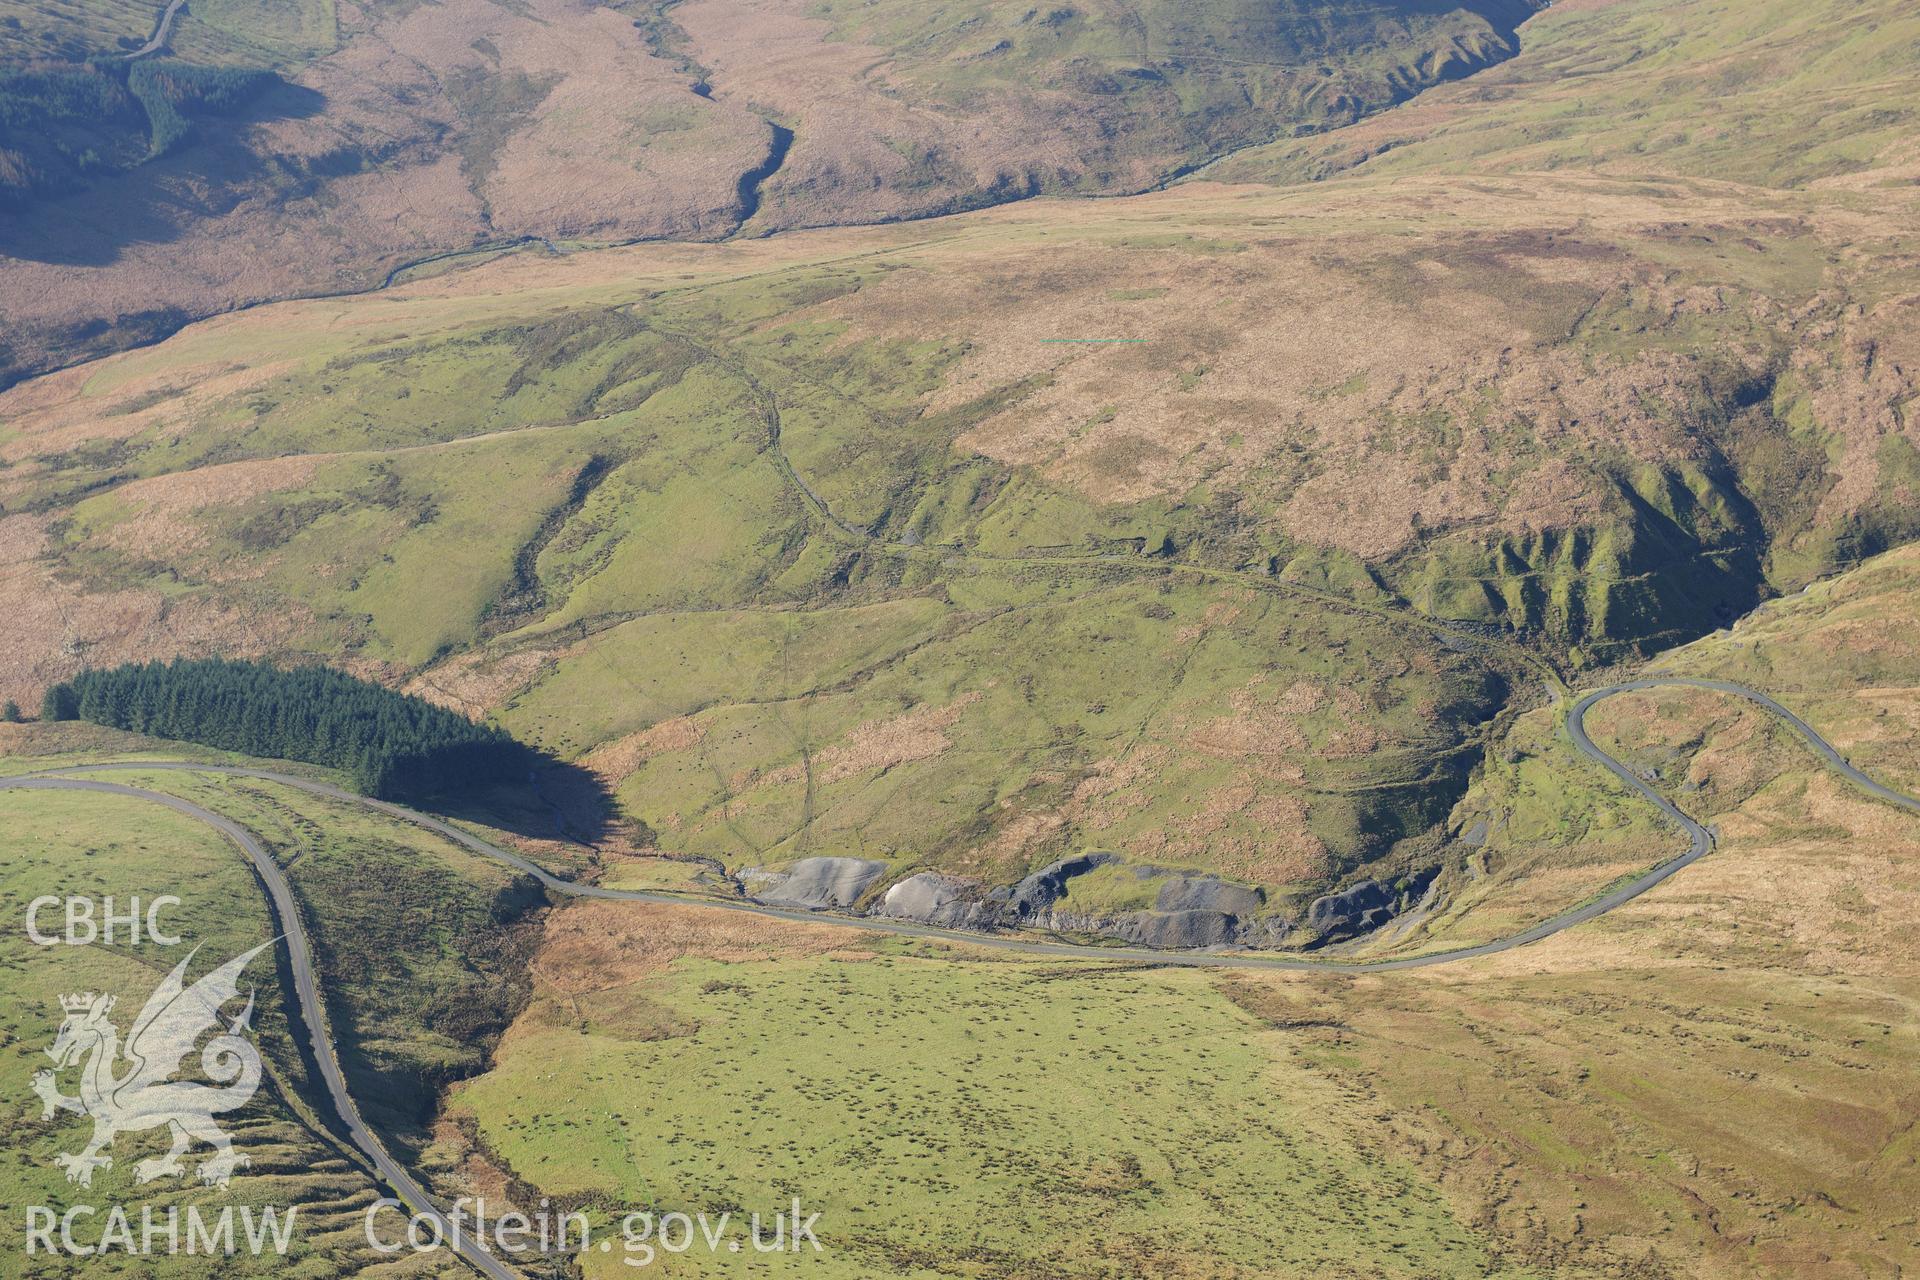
[0,0,1914,909]
[0,0,1545,384]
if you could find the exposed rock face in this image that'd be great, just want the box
[874,873,997,929]
[1006,853,1118,916]
[1094,872,1281,948]
[873,855,1296,950]
[1111,909,1241,949]
[744,856,887,909]
[1033,898,1296,951]
[736,849,1458,950]
[1306,880,1396,938]
[1154,875,1264,916]
[877,872,967,920]
[1305,868,1443,942]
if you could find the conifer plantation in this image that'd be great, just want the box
[40,658,524,800]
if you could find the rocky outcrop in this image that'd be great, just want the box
[742,856,888,910]
[1006,853,1118,916]
[761,851,1448,952]
[874,873,998,929]
[873,855,1296,950]
[1306,880,1395,938]
[1305,868,1442,942]
[1153,875,1264,916]
[1109,909,1241,949]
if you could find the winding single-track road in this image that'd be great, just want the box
[0,774,522,1280]
[5,675,1916,1278]
[125,0,187,59]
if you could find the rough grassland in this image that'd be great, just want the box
[10,203,1596,893]
[0,782,452,1278]
[448,901,1507,1279]
[501,570,1497,894]
[0,0,334,64]
[40,763,544,1142]
[5,151,1916,897]
[438,548,1920,1279]
[1650,542,1920,795]
[7,165,1915,685]
[1209,0,1920,189]
[1354,542,1920,963]
[0,0,1544,386]
[446,769,1918,1279]
[1348,694,1678,956]
[0,720,551,1183]
[3,543,1915,1278]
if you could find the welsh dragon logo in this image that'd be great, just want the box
[33,941,274,1189]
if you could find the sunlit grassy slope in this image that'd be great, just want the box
[3,0,1916,909]
[1357,544,1920,967]
[0,774,452,1278]
[0,0,334,64]
[450,902,1509,1279]
[434,544,1920,1277]
[0,720,546,1153]
[3,546,1913,1280]
[772,0,1544,200]
[1650,543,1920,795]
[1208,0,1920,189]
[5,142,1917,889]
